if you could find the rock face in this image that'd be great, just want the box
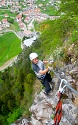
[11,64,78,125]
[29,91,78,125]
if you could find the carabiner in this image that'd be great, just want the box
[58,79,67,94]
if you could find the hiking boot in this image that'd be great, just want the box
[44,91,48,96]
[43,91,52,97]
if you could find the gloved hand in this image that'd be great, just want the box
[48,60,54,69]
[49,60,54,64]
[48,66,53,71]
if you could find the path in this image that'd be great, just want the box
[0,56,17,71]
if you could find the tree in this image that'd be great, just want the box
[27,73,34,84]
[58,0,78,16]
[7,17,14,24]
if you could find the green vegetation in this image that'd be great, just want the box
[0,0,78,124]
[10,22,20,31]
[0,6,8,9]
[0,16,4,20]
[0,32,22,66]
[40,5,57,15]
[0,9,17,21]
[0,9,17,17]
[7,17,14,24]
[36,0,57,15]
[7,108,23,124]
[36,0,50,4]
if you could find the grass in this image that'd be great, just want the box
[0,9,17,17]
[36,0,57,16]
[0,32,22,66]
[10,22,20,31]
[41,6,57,16]
[0,16,4,20]
[0,9,17,21]
[36,0,50,4]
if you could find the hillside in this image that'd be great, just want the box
[0,0,78,125]
[0,32,22,66]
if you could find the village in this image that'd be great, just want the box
[0,0,58,42]
[0,0,59,70]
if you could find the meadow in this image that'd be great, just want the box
[0,9,17,21]
[0,9,17,17]
[0,32,22,66]
[36,0,57,16]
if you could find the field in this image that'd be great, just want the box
[41,6,57,16]
[0,9,17,17]
[36,0,57,16]
[0,32,22,66]
[0,9,16,21]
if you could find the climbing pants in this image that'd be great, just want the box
[39,73,52,94]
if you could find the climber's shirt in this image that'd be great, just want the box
[32,60,46,79]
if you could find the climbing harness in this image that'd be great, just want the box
[54,79,67,125]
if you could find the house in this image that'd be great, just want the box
[2,18,10,28]
[18,21,26,30]
[22,11,29,16]
[23,29,34,37]
[34,8,40,13]
[1,0,6,6]
[2,18,8,24]
[24,16,31,23]
[19,24,25,30]
[0,25,2,31]
[4,14,9,18]
[16,14,22,22]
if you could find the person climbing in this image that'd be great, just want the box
[29,52,54,96]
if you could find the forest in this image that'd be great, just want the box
[0,0,78,124]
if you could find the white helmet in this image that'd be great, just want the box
[29,52,38,60]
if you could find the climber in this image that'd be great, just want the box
[29,52,54,96]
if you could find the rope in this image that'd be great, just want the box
[54,92,62,125]
[52,69,78,95]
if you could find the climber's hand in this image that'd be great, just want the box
[48,66,53,71]
[49,60,54,64]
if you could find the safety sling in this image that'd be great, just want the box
[54,92,62,125]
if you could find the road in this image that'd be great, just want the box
[0,56,17,71]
